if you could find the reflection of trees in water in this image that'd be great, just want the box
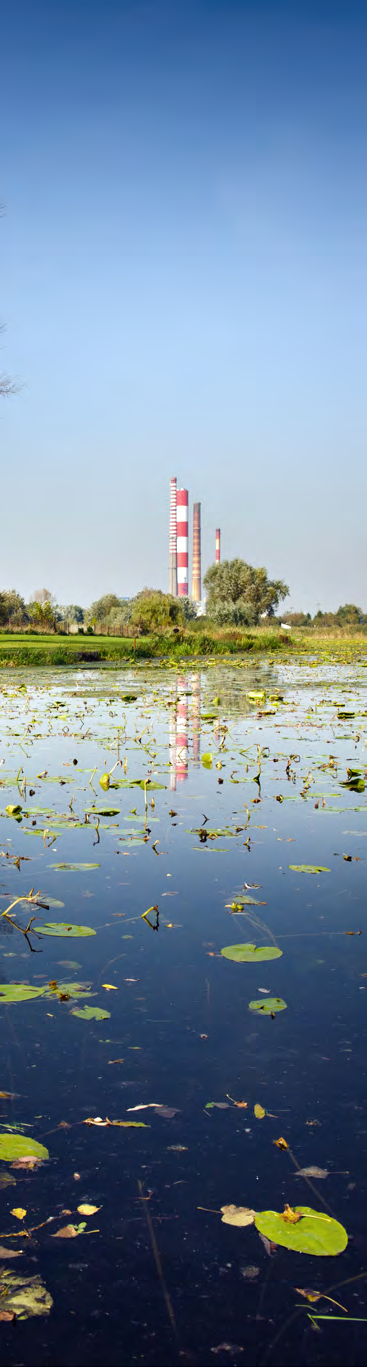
[200,664,279,720]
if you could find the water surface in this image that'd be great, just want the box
[0,661,366,1366]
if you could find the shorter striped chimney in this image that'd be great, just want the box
[192,502,201,601]
[177,488,189,596]
[215,528,221,563]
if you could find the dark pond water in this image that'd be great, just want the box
[0,660,367,1366]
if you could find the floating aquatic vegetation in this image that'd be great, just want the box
[0,1135,49,1161]
[221,944,282,963]
[254,1207,347,1256]
[36,923,96,937]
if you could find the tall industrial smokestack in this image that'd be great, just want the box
[169,477,177,596]
[215,528,221,563]
[192,502,201,601]
[177,488,189,596]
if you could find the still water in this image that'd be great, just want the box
[0,660,366,1366]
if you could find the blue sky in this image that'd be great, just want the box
[1,0,366,611]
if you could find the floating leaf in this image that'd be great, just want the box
[221,944,282,963]
[77,1204,100,1216]
[0,984,47,1004]
[36,923,96,938]
[0,1271,53,1318]
[71,1006,111,1020]
[0,1246,22,1259]
[51,863,100,871]
[254,1104,266,1119]
[202,753,213,767]
[87,808,120,817]
[52,1222,86,1239]
[254,1206,348,1256]
[289,865,330,875]
[0,1135,49,1162]
[221,1205,255,1227]
[10,1207,26,1220]
[99,774,110,790]
[5,805,22,817]
[248,997,287,1014]
[296,1167,329,1179]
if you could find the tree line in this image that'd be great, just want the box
[0,564,365,635]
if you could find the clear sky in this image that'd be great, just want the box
[1,0,366,612]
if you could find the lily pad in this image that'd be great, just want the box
[221,944,282,963]
[5,805,22,817]
[50,863,100,871]
[254,1206,347,1256]
[71,1006,111,1020]
[248,997,287,1014]
[202,753,213,767]
[0,984,47,1004]
[0,1134,49,1162]
[36,923,96,938]
[86,808,120,817]
[289,865,330,874]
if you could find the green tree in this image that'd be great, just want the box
[0,589,27,627]
[203,559,289,626]
[335,604,365,626]
[86,595,132,634]
[130,590,183,635]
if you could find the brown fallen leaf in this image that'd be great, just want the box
[73,1173,81,1181]
[77,1204,100,1216]
[296,1166,328,1179]
[0,1245,22,1258]
[0,1310,15,1321]
[107,1059,124,1065]
[11,1158,42,1170]
[53,1224,79,1240]
[295,1287,347,1311]
[221,1205,256,1228]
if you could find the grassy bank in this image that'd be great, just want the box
[0,627,366,666]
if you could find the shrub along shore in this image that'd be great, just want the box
[0,628,367,666]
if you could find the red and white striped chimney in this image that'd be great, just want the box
[177,489,189,596]
[215,528,221,563]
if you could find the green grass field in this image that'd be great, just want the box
[0,627,366,666]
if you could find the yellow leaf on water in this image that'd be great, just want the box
[77,1204,100,1216]
[102,984,118,991]
[220,1205,256,1227]
[274,1136,289,1150]
[11,1207,26,1220]
[254,1104,266,1119]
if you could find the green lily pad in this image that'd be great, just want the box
[120,695,138,703]
[36,923,96,938]
[248,997,287,1014]
[289,865,330,874]
[254,1206,347,1256]
[71,1006,110,1020]
[202,753,213,767]
[86,808,120,817]
[5,805,22,817]
[50,863,100,871]
[0,1134,49,1162]
[0,984,47,1004]
[46,982,94,999]
[221,944,282,963]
